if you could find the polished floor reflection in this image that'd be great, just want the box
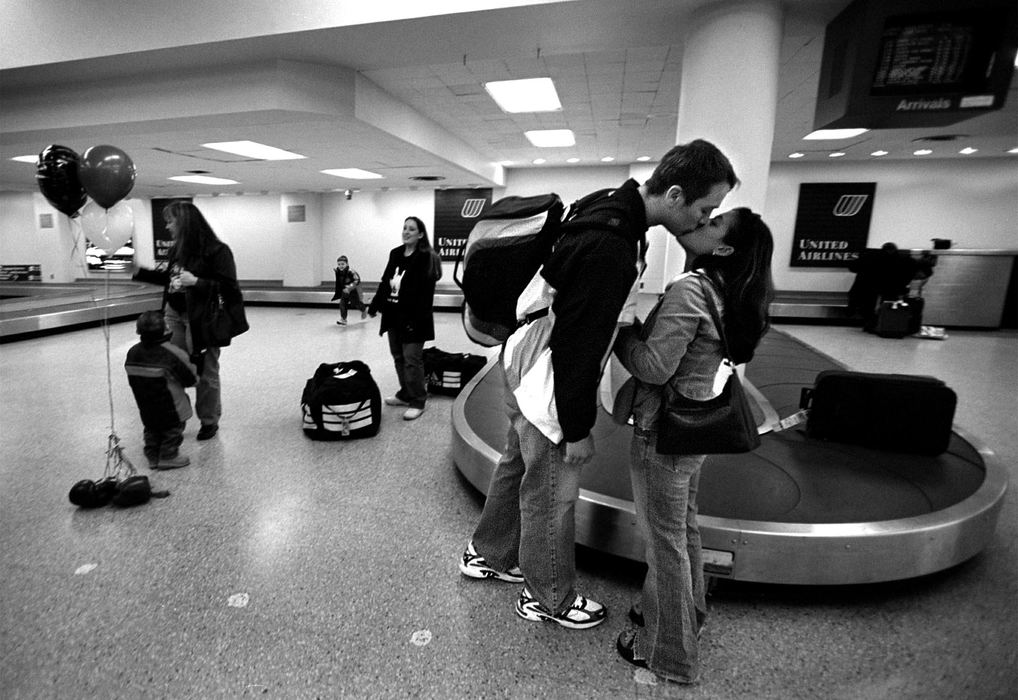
[1,306,1015,698]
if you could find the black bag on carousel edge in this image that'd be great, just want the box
[301,361,381,440]
[799,370,956,456]
[422,347,487,396]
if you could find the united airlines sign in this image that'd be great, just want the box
[434,188,493,261]
[790,183,877,268]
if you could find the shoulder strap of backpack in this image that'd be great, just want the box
[560,187,632,239]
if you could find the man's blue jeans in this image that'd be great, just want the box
[471,377,583,615]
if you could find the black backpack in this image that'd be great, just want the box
[453,188,630,346]
[301,361,381,440]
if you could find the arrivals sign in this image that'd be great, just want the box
[790,183,876,268]
[434,189,492,261]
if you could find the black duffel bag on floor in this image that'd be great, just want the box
[301,361,381,440]
[422,347,487,396]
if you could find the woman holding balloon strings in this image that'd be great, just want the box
[134,201,240,441]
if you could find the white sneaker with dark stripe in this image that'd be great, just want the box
[459,541,524,583]
[515,587,607,630]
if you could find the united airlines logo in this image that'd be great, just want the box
[460,199,487,218]
[832,194,869,217]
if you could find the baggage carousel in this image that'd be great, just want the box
[450,330,1007,585]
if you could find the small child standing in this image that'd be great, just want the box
[125,310,198,469]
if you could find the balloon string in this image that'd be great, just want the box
[103,267,116,436]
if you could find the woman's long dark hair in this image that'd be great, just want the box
[405,216,443,282]
[695,207,774,364]
[164,201,222,269]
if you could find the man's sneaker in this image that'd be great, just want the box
[403,407,424,421]
[336,319,347,326]
[384,395,410,407]
[459,542,524,583]
[515,587,606,630]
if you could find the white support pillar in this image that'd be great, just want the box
[280,193,323,288]
[663,0,784,282]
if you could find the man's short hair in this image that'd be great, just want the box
[645,139,738,202]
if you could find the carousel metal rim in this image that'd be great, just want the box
[451,357,1008,584]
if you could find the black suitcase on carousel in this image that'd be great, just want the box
[422,347,487,396]
[301,361,381,440]
[799,370,956,456]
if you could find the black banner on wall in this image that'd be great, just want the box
[151,198,193,263]
[790,183,876,267]
[434,188,492,261]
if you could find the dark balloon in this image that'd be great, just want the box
[35,144,87,217]
[80,145,137,209]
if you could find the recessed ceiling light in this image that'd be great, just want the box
[532,158,547,165]
[959,147,978,155]
[1009,147,1018,154]
[914,149,933,156]
[566,157,580,163]
[600,156,615,163]
[828,152,846,158]
[788,152,805,159]
[202,141,305,160]
[498,160,514,166]
[484,78,562,113]
[321,168,384,179]
[11,155,37,163]
[170,175,239,185]
[636,156,651,162]
[525,130,575,147]
[870,150,889,157]
[804,128,869,140]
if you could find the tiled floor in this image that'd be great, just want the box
[1,306,1015,698]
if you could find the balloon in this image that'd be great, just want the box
[35,144,87,217]
[81,199,135,251]
[79,145,136,209]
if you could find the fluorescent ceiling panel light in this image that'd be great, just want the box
[636,156,651,162]
[11,155,38,163]
[914,149,933,156]
[959,147,978,154]
[321,168,384,179]
[566,157,580,163]
[532,158,547,164]
[600,156,615,162]
[525,129,575,147]
[803,128,869,140]
[484,78,562,113]
[203,141,305,160]
[170,175,239,185]
[870,150,889,157]
[788,152,805,159]
[1009,147,1018,154]
[828,152,846,158]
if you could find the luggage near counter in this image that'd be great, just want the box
[301,361,381,440]
[799,370,956,456]
[423,347,487,396]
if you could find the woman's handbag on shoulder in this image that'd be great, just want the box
[656,276,760,455]
[203,281,249,347]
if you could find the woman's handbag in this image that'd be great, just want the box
[203,281,249,347]
[656,276,760,455]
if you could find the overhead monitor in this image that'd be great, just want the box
[814,0,1018,129]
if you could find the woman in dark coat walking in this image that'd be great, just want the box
[368,216,443,421]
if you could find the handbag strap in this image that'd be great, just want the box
[695,273,733,363]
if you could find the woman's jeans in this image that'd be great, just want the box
[386,332,426,409]
[630,430,706,683]
[165,306,222,428]
[471,378,583,615]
